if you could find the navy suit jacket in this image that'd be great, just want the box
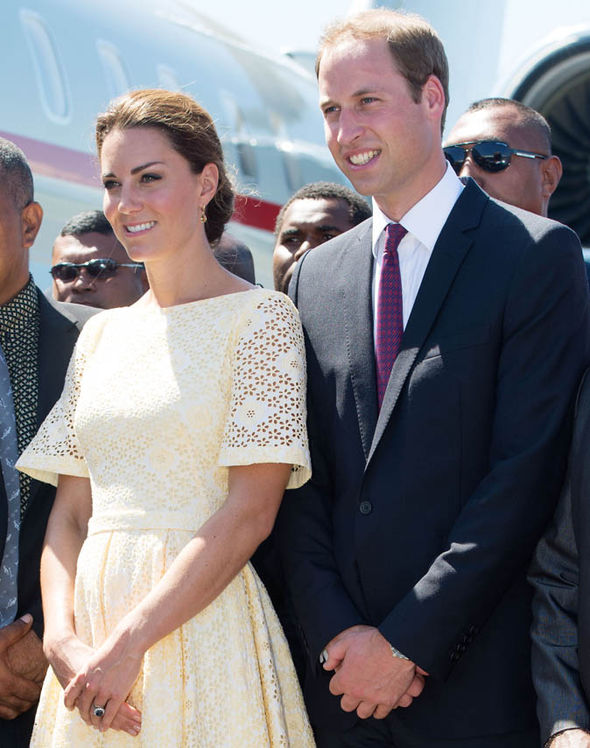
[0,290,95,745]
[279,179,590,740]
[530,367,590,742]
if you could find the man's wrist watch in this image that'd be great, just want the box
[389,643,409,660]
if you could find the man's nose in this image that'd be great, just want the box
[72,269,96,290]
[337,108,363,145]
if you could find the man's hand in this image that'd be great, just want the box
[548,729,590,747]
[0,615,43,719]
[6,627,47,685]
[322,624,427,719]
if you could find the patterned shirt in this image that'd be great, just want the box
[0,276,40,516]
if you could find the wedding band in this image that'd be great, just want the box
[319,648,328,664]
[93,705,105,718]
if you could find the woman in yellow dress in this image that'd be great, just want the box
[17,89,315,746]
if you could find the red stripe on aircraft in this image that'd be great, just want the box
[0,130,280,232]
[233,195,280,232]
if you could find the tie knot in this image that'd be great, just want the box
[384,223,407,255]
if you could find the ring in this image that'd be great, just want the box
[319,649,328,664]
[93,705,105,718]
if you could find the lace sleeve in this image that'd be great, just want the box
[219,291,311,489]
[16,317,101,486]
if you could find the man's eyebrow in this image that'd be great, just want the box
[315,224,344,233]
[280,228,303,237]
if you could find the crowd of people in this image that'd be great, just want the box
[1,7,589,748]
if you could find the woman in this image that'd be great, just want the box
[17,89,315,746]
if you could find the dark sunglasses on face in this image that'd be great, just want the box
[50,258,144,282]
[443,140,548,174]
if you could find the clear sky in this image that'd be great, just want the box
[194,0,363,56]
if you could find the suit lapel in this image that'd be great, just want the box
[340,221,378,460]
[366,180,487,466]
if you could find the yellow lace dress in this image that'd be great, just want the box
[17,288,315,747]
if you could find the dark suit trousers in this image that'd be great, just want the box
[0,706,36,747]
[314,718,538,748]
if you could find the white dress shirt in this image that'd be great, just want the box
[372,164,464,343]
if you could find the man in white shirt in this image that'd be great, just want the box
[278,9,590,748]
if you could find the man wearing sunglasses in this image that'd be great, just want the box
[0,138,96,746]
[444,98,562,218]
[50,210,148,309]
[277,8,590,748]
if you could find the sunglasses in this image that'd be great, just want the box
[443,140,548,174]
[50,258,144,282]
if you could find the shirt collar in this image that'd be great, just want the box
[372,163,464,255]
[0,275,39,337]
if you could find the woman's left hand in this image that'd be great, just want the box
[63,631,143,733]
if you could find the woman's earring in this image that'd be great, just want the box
[200,206,207,224]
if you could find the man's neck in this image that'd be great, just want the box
[374,157,447,222]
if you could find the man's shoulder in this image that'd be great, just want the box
[299,217,372,273]
[38,290,99,330]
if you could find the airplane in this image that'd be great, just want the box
[0,0,347,289]
[2,0,590,290]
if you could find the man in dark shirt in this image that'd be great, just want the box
[0,137,95,747]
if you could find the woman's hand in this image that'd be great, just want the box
[48,632,141,736]
[63,629,143,735]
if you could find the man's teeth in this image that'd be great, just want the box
[127,221,156,233]
[349,150,379,166]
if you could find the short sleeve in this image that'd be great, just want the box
[219,291,311,489]
[16,316,102,486]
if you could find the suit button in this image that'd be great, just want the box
[359,500,373,515]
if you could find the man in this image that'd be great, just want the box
[0,138,95,746]
[529,372,590,748]
[51,209,147,308]
[444,98,562,217]
[272,182,371,293]
[278,9,589,748]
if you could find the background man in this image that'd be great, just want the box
[272,182,371,293]
[0,138,95,746]
[51,209,147,309]
[213,232,256,283]
[279,9,589,748]
[444,98,562,217]
[529,375,590,747]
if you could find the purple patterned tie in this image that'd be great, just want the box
[376,223,407,407]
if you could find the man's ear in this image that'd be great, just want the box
[422,74,446,123]
[541,155,563,200]
[21,201,43,249]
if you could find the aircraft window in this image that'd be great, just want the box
[96,40,130,99]
[20,10,70,123]
[157,65,180,92]
[237,141,258,179]
[282,148,303,193]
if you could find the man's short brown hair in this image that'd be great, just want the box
[316,9,449,130]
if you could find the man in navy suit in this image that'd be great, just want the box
[278,9,590,747]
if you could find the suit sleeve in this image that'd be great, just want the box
[277,255,366,666]
[529,370,590,742]
[378,223,590,678]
